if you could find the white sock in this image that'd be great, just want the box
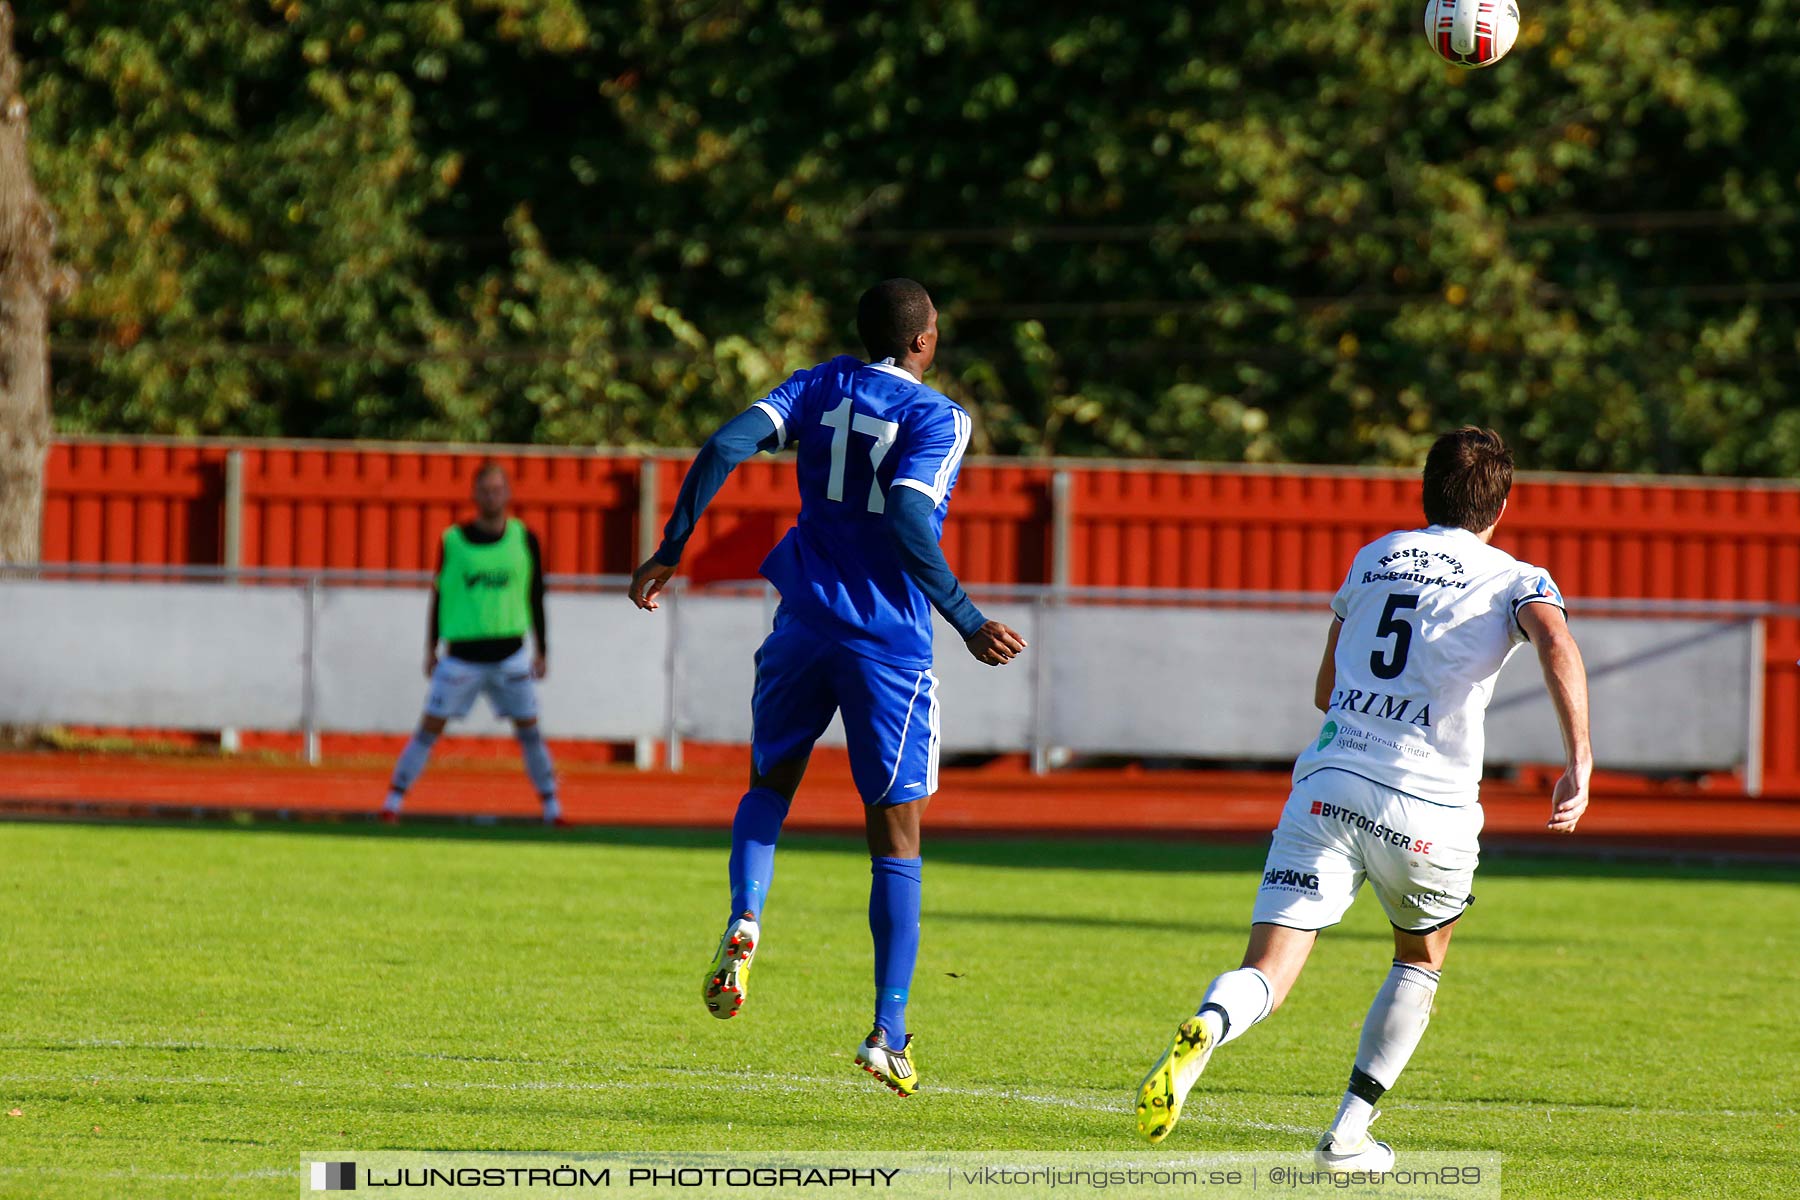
[541,795,562,823]
[1329,960,1441,1142]
[388,727,440,798]
[383,790,404,813]
[516,724,558,802]
[1328,1092,1377,1145]
[1195,966,1275,1046]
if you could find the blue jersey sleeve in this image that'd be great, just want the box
[750,363,828,450]
[888,405,973,508]
[886,487,987,639]
[652,407,783,565]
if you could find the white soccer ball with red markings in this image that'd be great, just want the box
[1424,0,1521,69]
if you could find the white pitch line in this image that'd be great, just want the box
[1383,1098,1800,1120]
[0,1066,1313,1136]
[7,1068,1786,1130]
[0,1073,241,1086]
[629,1067,1323,1136]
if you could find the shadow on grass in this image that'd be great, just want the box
[929,909,1556,947]
[3,809,1795,882]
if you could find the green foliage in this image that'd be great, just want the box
[19,1,1800,473]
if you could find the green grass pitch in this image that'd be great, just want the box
[0,820,1795,1198]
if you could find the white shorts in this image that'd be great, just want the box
[424,646,539,722]
[1252,769,1482,935]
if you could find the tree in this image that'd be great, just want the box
[18,2,1800,476]
[0,0,60,565]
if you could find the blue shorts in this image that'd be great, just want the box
[752,608,940,806]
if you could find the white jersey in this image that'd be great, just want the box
[1292,525,1565,806]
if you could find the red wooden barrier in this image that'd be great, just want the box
[238,447,641,574]
[40,436,1800,794]
[45,441,228,565]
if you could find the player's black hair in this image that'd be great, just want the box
[857,278,934,361]
[472,460,508,486]
[1422,427,1513,531]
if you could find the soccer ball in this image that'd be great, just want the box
[1423,0,1521,69]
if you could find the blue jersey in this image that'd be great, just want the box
[752,355,973,669]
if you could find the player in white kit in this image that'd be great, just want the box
[1135,428,1593,1170]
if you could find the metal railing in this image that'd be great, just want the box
[7,563,1800,618]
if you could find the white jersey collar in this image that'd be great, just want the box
[866,358,920,383]
[1424,524,1480,542]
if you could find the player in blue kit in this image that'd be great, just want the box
[628,279,1027,1095]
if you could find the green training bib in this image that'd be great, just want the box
[437,519,531,642]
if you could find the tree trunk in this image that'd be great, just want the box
[0,1,55,567]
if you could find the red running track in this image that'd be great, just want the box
[2,751,1796,857]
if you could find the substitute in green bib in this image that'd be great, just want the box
[383,462,562,824]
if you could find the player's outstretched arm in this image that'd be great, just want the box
[527,530,549,678]
[628,408,782,612]
[885,486,1026,666]
[426,586,441,677]
[1518,602,1593,833]
[427,539,444,675]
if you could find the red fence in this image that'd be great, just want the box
[41,436,1800,794]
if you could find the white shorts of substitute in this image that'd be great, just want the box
[1252,768,1483,935]
[424,646,539,722]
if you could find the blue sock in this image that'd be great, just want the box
[869,855,923,1044]
[728,788,788,921]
